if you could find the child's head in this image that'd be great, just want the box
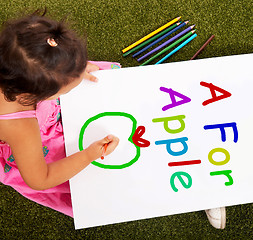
[0,9,87,105]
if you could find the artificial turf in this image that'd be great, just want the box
[0,0,252,239]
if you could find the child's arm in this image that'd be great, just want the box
[2,118,119,190]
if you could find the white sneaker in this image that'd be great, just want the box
[205,207,226,229]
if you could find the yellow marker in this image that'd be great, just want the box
[122,16,181,53]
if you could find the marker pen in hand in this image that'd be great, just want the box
[101,143,108,160]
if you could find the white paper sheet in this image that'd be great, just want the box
[61,54,253,229]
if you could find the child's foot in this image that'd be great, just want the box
[205,207,226,229]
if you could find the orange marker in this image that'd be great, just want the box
[101,143,108,160]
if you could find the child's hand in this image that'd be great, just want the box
[84,62,99,82]
[85,135,119,161]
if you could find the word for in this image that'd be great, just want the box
[153,81,236,192]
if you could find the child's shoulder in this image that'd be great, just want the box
[0,92,37,144]
[0,115,39,146]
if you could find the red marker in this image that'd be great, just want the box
[101,143,108,160]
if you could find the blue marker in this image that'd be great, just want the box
[155,33,197,65]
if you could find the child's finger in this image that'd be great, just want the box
[102,135,116,144]
[84,72,98,82]
[102,135,119,154]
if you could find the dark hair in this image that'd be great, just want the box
[0,9,87,105]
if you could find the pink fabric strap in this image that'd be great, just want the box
[0,110,36,120]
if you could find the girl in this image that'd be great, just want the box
[0,10,119,217]
[0,9,225,229]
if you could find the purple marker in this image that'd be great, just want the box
[137,25,195,62]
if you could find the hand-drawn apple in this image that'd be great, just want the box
[79,112,150,169]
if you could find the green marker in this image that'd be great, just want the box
[141,29,196,66]
[123,22,181,57]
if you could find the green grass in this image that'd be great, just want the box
[0,0,253,239]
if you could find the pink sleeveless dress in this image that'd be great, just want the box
[0,61,121,217]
